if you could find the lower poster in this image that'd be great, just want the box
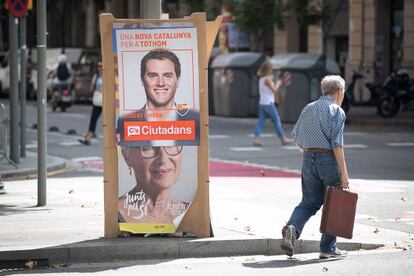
[117,145,197,234]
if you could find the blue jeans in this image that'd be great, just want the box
[254,104,284,139]
[287,152,340,253]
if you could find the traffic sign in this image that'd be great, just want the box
[6,0,29,17]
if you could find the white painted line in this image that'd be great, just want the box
[282,146,301,150]
[230,147,262,152]
[210,134,230,139]
[26,144,38,149]
[71,156,103,162]
[387,142,414,147]
[247,133,276,138]
[59,141,82,146]
[344,144,367,149]
[210,158,301,174]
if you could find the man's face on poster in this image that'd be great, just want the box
[142,58,180,109]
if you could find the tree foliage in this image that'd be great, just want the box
[226,0,325,52]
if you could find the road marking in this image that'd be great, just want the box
[282,146,301,150]
[59,141,82,146]
[230,147,262,152]
[247,133,276,138]
[344,144,367,149]
[387,142,414,147]
[26,143,37,149]
[71,157,102,162]
[210,134,230,139]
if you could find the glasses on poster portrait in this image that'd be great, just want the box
[139,145,183,159]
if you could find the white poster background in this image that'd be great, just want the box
[115,27,200,116]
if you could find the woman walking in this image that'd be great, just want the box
[253,61,292,146]
[79,61,103,145]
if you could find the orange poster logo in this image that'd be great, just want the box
[124,120,196,141]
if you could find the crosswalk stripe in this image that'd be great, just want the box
[344,144,367,149]
[247,133,276,138]
[26,144,37,149]
[210,135,230,139]
[387,142,414,147]
[59,141,82,146]
[230,147,262,152]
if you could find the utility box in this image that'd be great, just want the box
[270,53,340,123]
[210,52,265,117]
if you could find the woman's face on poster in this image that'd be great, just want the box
[126,146,183,192]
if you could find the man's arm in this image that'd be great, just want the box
[333,146,350,189]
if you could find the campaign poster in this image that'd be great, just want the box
[117,145,197,234]
[112,22,199,234]
[113,23,200,147]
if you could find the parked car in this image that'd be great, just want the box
[71,48,101,102]
[0,51,36,99]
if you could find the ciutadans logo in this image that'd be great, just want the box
[127,126,141,136]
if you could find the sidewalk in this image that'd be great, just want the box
[1,164,413,267]
[1,107,413,268]
[345,106,414,129]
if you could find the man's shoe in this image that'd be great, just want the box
[319,248,347,259]
[281,137,293,146]
[280,225,297,256]
[252,138,262,147]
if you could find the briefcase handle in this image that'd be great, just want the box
[338,180,351,192]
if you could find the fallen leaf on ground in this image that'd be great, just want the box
[245,226,251,232]
[185,266,192,270]
[400,197,407,202]
[322,267,328,272]
[394,217,400,222]
[367,217,377,222]
[68,189,74,194]
[245,257,255,262]
[25,260,37,269]
[373,228,380,233]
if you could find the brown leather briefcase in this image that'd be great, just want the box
[320,186,358,239]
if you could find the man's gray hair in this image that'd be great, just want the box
[321,75,345,96]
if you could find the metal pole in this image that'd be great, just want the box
[19,16,27,158]
[9,14,19,164]
[37,0,47,206]
[140,0,161,19]
[127,0,134,18]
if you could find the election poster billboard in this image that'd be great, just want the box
[113,23,200,147]
[100,13,221,238]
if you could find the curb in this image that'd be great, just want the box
[0,237,383,268]
[0,154,67,180]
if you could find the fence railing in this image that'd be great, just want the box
[0,103,17,168]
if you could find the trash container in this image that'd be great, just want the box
[207,47,221,115]
[210,52,266,117]
[270,53,340,123]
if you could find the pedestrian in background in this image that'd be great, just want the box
[280,75,350,259]
[79,61,103,145]
[253,61,292,146]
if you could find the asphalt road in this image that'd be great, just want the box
[14,102,414,234]
[19,101,414,180]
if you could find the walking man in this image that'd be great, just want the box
[280,75,350,259]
